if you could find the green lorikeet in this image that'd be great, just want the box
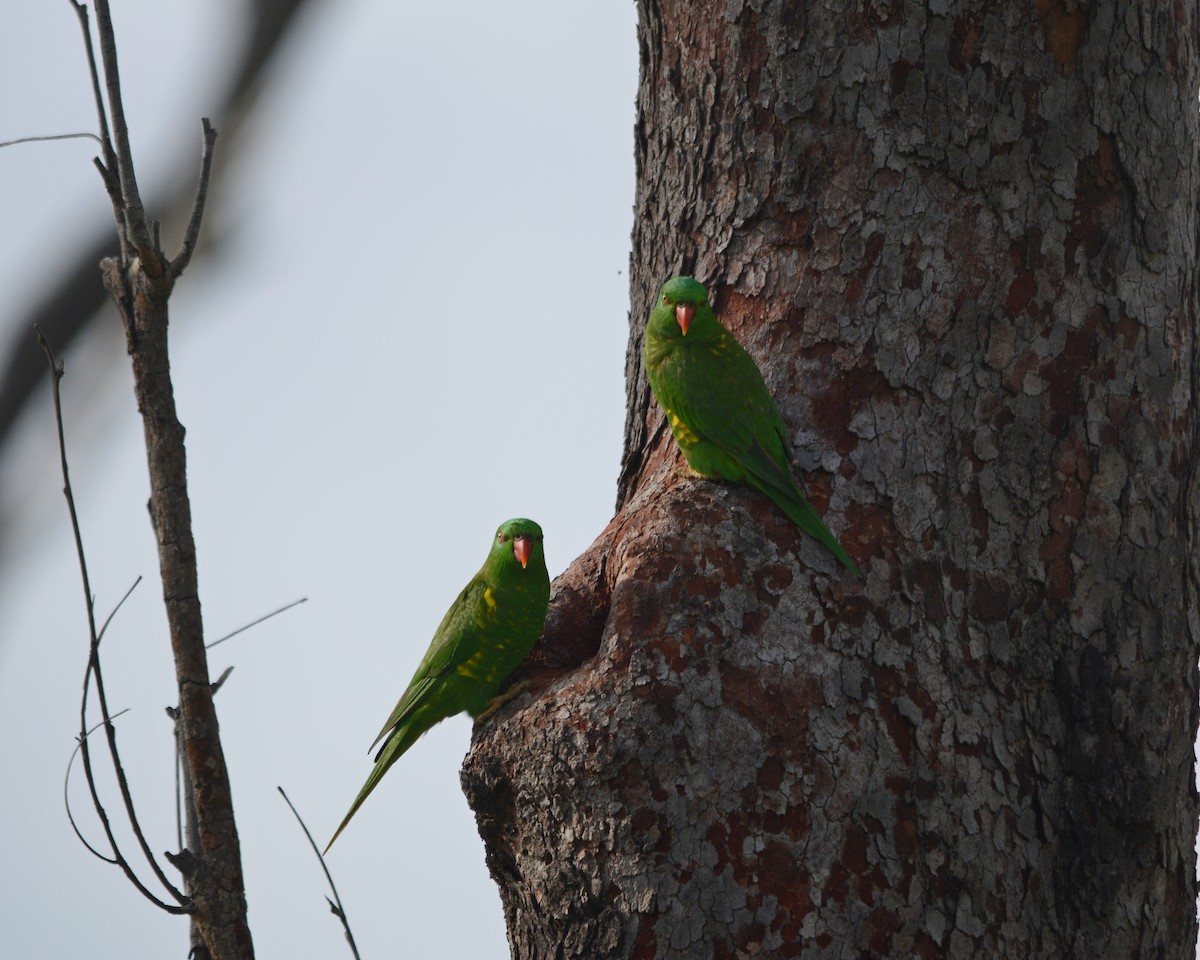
[644,276,860,576]
[325,518,551,852]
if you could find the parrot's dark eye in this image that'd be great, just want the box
[498,534,509,543]
[662,295,669,307]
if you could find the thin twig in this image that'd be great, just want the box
[278,787,363,960]
[0,132,105,150]
[73,654,182,910]
[69,2,114,161]
[207,597,308,650]
[40,325,128,893]
[86,663,189,903]
[168,706,183,852]
[97,576,142,644]
[70,1,123,231]
[38,329,188,911]
[64,708,131,864]
[169,707,205,959]
[211,665,234,695]
[91,0,151,257]
[74,708,185,910]
[34,330,97,678]
[171,118,218,278]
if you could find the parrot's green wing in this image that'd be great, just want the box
[323,578,493,854]
[367,577,489,754]
[652,335,735,438]
[654,327,792,483]
[656,327,860,575]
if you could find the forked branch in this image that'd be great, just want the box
[61,3,254,956]
[40,331,188,914]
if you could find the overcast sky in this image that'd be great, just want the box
[0,2,637,956]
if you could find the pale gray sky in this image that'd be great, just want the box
[0,2,637,956]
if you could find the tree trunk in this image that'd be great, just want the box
[463,1,1199,956]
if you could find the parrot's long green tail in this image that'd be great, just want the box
[324,722,423,853]
[755,478,861,577]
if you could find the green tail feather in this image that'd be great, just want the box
[752,478,862,577]
[323,721,423,853]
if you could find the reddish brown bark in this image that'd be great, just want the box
[464,1,1199,956]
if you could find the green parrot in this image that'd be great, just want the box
[324,518,551,852]
[644,276,860,576]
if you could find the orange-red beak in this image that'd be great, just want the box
[676,303,695,335]
[513,535,532,570]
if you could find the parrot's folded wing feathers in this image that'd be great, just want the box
[367,578,488,752]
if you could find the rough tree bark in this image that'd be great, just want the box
[463,1,1199,957]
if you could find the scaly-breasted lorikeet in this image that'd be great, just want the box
[325,518,551,851]
[644,276,860,576]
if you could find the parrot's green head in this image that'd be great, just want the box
[491,518,546,575]
[649,276,711,340]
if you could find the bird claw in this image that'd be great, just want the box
[475,679,534,723]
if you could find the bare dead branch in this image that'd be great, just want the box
[69,2,113,162]
[0,132,104,149]
[58,4,257,952]
[70,1,122,222]
[167,705,184,852]
[278,787,363,960]
[39,328,190,911]
[171,118,218,278]
[35,329,96,642]
[73,701,185,911]
[211,665,234,695]
[90,0,152,259]
[72,663,184,911]
[96,575,142,644]
[207,597,308,650]
[63,708,130,864]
